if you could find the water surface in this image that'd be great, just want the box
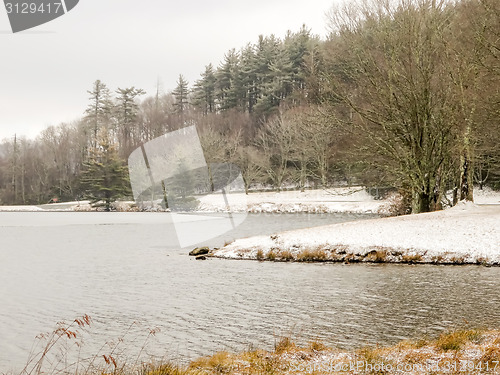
[1,212,499,372]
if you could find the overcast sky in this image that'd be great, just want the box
[0,0,335,141]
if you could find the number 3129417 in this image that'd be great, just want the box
[5,2,63,14]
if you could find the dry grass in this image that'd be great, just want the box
[267,250,277,261]
[278,250,294,262]
[431,255,445,264]
[274,337,296,354]
[143,362,203,375]
[18,317,500,375]
[256,249,264,261]
[401,253,423,263]
[364,250,389,263]
[296,248,328,262]
[308,340,328,352]
[449,255,466,264]
[356,346,389,370]
[481,335,500,366]
[436,329,483,351]
[189,352,235,374]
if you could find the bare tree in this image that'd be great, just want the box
[324,0,467,213]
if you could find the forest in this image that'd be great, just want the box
[0,0,498,213]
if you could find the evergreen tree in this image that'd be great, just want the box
[80,130,131,211]
[84,80,113,150]
[239,44,258,113]
[216,49,244,111]
[253,35,282,118]
[115,87,145,157]
[192,65,216,115]
[172,74,190,115]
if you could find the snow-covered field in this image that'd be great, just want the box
[0,187,386,213]
[198,187,387,214]
[213,201,500,265]
[1,186,498,214]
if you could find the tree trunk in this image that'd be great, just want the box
[459,153,474,202]
[459,125,474,202]
[412,188,431,214]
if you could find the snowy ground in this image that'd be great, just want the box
[197,187,387,214]
[474,186,500,205]
[0,186,498,214]
[0,205,44,212]
[213,201,500,266]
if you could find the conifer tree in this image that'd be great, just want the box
[80,130,131,211]
[84,80,113,150]
[192,65,216,115]
[115,87,146,158]
[172,74,190,115]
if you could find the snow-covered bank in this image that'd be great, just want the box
[198,187,387,214]
[0,205,44,212]
[213,202,500,266]
[184,329,500,375]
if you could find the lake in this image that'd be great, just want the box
[1,211,500,372]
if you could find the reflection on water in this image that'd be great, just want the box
[0,212,499,372]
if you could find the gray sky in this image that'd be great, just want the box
[0,0,334,141]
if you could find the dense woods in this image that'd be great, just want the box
[0,0,498,213]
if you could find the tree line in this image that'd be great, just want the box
[0,0,498,213]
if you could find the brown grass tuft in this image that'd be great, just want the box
[144,362,202,375]
[296,249,328,262]
[308,340,328,352]
[402,254,423,263]
[278,250,294,261]
[365,250,388,263]
[267,250,277,261]
[256,249,264,261]
[189,351,235,374]
[274,337,296,354]
[436,329,483,351]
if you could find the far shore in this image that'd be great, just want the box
[0,186,388,214]
[1,186,498,214]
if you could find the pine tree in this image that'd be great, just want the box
[253,35,282,118]
[239,44,258,113]
[80,130,131,211]
[115,87,145,157]
[172,74,190,116]
[192,65,216,115]
[216,49,243,111]
[84,80,113,150]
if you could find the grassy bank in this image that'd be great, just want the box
[17,317,500,374]
[125,329,500,374]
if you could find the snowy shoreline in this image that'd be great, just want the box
[212,201,500,266]
[1,186,498,214]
